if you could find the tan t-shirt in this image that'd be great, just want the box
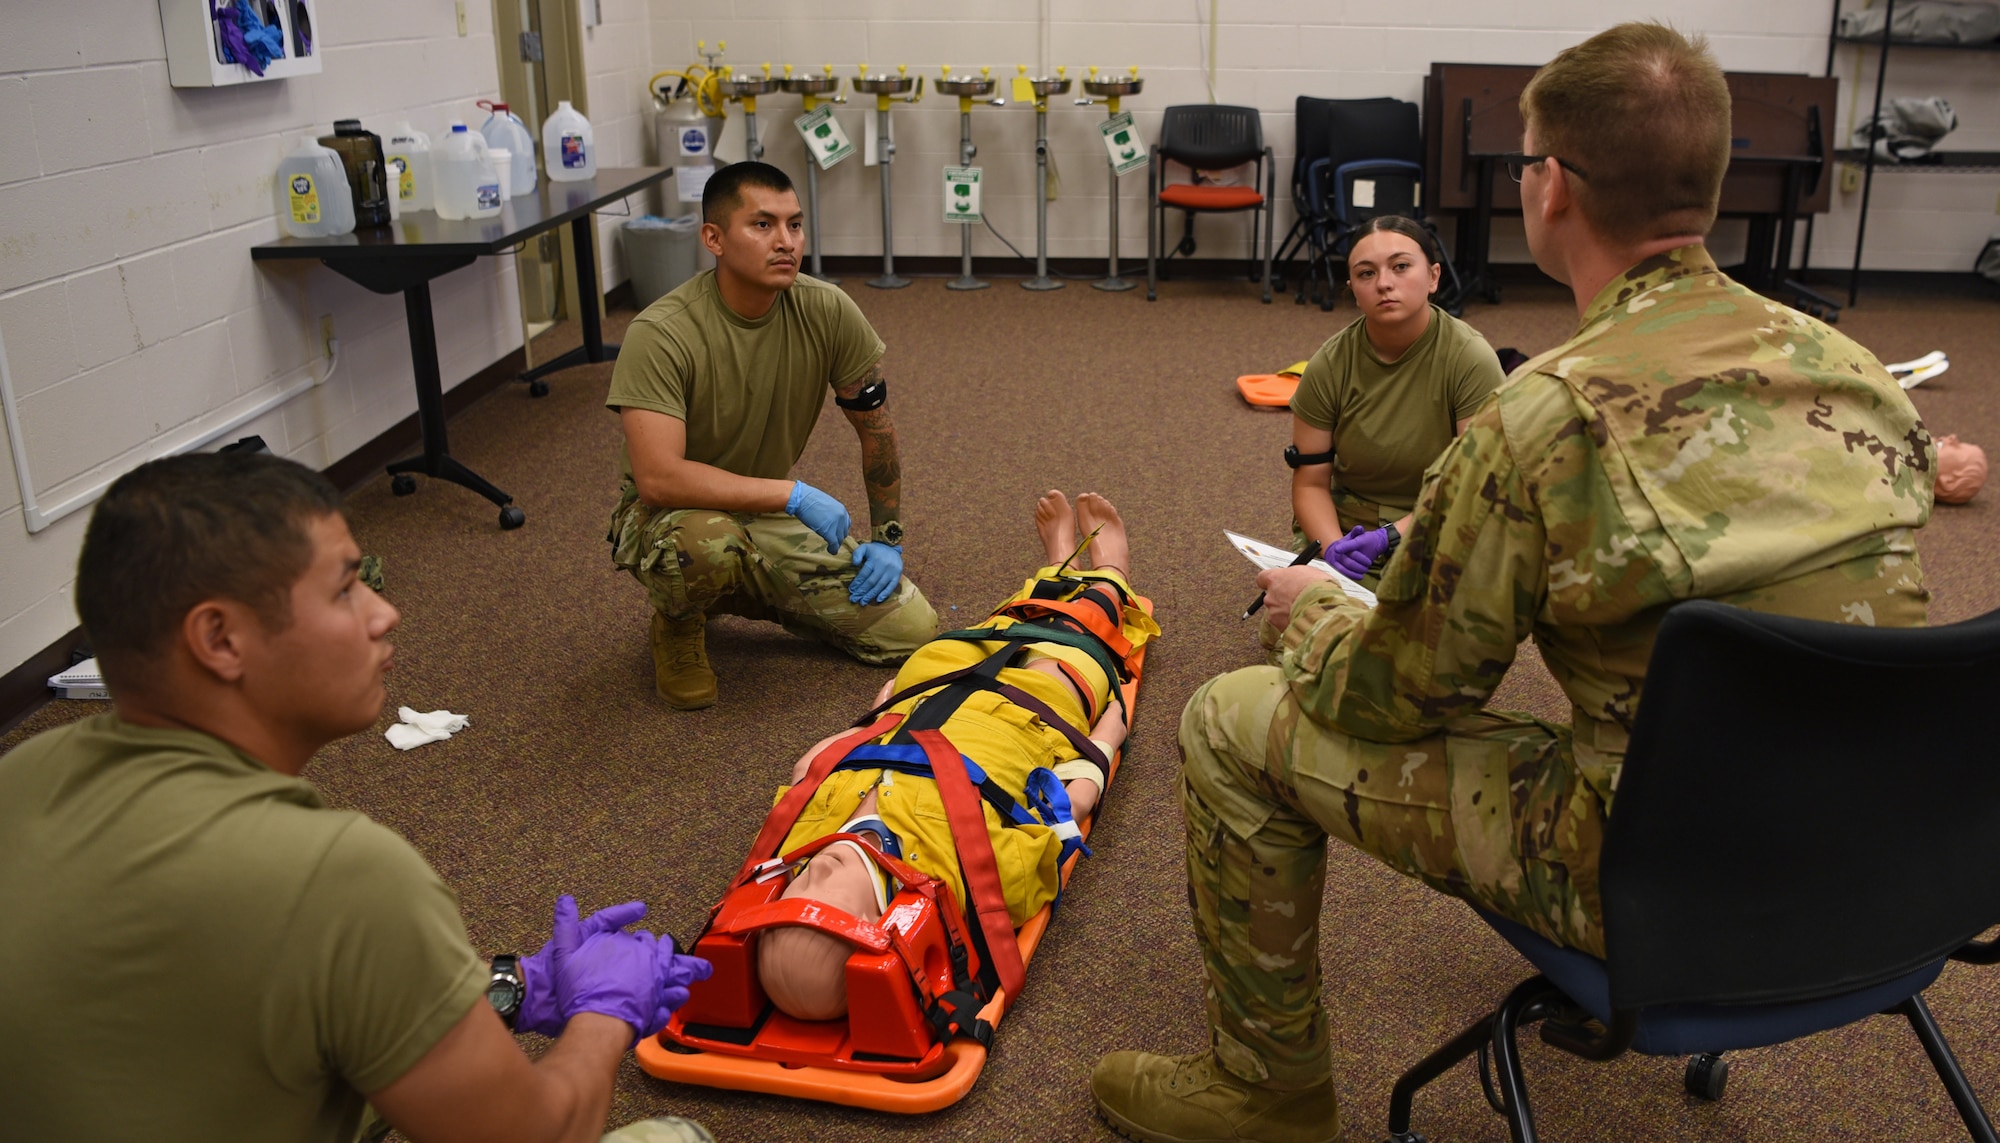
[1289,304,1506,512]
[606,269,886,486]
[0,715,487,1143]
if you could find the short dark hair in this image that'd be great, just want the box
[1350,215,1444,269]
[76,452,346,687]
[701,161,797,226]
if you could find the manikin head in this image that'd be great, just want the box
[757,840,889,1020]
[1516,22,1732,281]
[1346,216,1444,335]
[699,160,803,296]
[1936,435,1988,504]
[76,452,400,767]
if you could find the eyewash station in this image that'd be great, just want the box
[852,64,925,289]
[1016,65,1073,291]
[934,67,1004,290]
[780,64,849,283]
[1076,67,1146,292]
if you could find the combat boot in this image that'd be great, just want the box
[1091,1050,1341,1143]
[650,610,717,710]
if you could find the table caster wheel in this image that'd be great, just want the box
[498,505,526,530]
[1685,1052,1727,1101]
[528,380,550,398]
[391,474,417,496]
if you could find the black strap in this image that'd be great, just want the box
[835,379,887,411]
[865,644,1111,790]
[1285,443,1336,469]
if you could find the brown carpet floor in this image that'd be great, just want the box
[9,265,2000,1141]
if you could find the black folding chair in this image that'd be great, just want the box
[1286,97,1462,315]
[1146,104,1274,303]
[1389,599,2000,1142]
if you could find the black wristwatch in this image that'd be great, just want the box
[485,954,524,1029]
[1373,523,1402,570]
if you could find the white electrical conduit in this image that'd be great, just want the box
[0,325,340,534]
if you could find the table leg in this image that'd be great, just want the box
[1461,157,1501,305]
[385,282,525,529]
[519,211,621,394]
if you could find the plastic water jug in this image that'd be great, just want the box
[477,101,538,197]
[542,100,596,182]
[385,122,433,214]
[273,137,355,238]
[433,122,502,220]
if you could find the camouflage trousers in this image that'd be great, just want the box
[608,486,937,666]
[1178,665,1607,1088]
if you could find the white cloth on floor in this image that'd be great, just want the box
[384,706,471,751]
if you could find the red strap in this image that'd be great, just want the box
[995,599,1133,660]
[719,896,893,952]
[732,715,903,886]
[911,728,1027,1010]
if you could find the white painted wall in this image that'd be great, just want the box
[643,1,1999,273]
[0,0,521,675]
[1,0,1994,680]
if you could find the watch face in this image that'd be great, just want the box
[485,978,523,1013]
[882,522,903,544]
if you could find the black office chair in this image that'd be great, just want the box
[1284,97,1462,315]
[1388,599,2000,1143]
[1147,104,1274,303]
[1272,94,1349,289]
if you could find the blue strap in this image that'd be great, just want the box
[836,744,1092,875]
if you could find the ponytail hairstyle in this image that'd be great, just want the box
[1351,214,1444,268]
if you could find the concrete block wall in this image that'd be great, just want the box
[642,0,1998,273]
[0,0,521,675]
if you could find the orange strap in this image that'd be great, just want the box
[911,728,1026,1010]
[995,598,1133,660]
[733,714,903,887]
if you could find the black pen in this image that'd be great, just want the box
[1243,541,1323,621]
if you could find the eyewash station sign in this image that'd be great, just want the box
[942,167,982,224]
[794,105,855,170]
[1100,111,1147,176]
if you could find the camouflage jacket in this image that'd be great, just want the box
[1271,244,1933,805]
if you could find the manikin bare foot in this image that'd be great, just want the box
[1036,489,1077,566]
[1074,493,1131,578]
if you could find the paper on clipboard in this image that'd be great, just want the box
[1225,531,1378,608]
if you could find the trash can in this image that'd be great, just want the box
[623,215,701,310]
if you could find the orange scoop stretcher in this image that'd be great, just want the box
[1235,360,1309,408]
[635,596,1153,1113]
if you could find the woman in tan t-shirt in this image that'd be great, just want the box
[1287,216,1506,585]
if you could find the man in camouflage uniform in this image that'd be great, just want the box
[1091,24,1933,1143]
[608,162,936,709]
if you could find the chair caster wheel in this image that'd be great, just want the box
[391,474,417,496]
[1685,1052,1728,1101]
[498,505,526,530]
[528,380,550,398]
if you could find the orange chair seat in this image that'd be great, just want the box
[1158,184,1264,210]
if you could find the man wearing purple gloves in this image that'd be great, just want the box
[0,452,711,1143]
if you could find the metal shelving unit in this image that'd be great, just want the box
[1824,0,2000,305]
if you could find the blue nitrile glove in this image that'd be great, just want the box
[546,895,671,1043]
[1328,524,1392,580]
[786,481,850,553]
[849,542,904,605]
[516,898,650,1036]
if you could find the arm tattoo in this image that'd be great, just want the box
[838,363,901,528]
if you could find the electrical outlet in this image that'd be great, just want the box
[319,315,336,358]
[1840,164,1861,193]
[455,0,467,36]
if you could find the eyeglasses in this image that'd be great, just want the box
[1503,153,1590,183]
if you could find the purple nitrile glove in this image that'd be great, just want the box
[652,935,715,1028]
[547,895,667,1043]
[516,898,650,1037]
[1328,525,1391,580]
